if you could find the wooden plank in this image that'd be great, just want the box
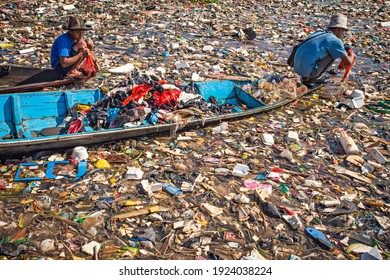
[0,66,62,84]
[0,79,77,94]
[330,165,373,184]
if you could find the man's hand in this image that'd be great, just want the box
[349,50,357,60]
[78,48,90,58]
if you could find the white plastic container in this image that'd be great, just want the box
[262,133,274,146]
[71,146,89,161]
[232,164,249,177]
[351,89,365,109]
[125,167,144,180]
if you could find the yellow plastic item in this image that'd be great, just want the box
[0,43,13,49]
[20,199,34,205]
[76,104,91,112]
[100,86,109,94]
[94,159,111,168]
[121,199,143,206]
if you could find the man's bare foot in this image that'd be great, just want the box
[67,70,87,79]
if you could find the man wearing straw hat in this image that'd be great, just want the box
[50,16,96,77]
[293,14,357,87]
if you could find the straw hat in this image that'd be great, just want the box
[327,14,348,30]
[62,16,92,30]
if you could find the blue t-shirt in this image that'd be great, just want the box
[293,31,347,78]
[50,32,76,70]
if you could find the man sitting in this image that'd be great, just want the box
[293,14,357,87]
[50,16,99,78]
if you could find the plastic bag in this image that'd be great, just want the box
[122,84,153,106]
[153,89,181,107]
[67,119,82,134]
[80,55,95,77]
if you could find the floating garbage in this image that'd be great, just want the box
[0,0,389,264]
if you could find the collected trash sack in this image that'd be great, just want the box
[81,55,96,77]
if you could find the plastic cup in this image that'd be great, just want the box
[71,146,89,161]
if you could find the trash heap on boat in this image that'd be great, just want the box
[46,70,306,136]
[85,70,237,131]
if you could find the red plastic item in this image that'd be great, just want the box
[337,46,355,82]
[280,206,295,215]
[80,55,95,77]
[271,167,285,173]
[153,89,181,107]
[303,28,313,33]
[122,84,153,105]
[67,119,82,134]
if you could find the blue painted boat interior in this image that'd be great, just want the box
[0,80,264,141]
[194,80,264,109]
[0,89,103,140]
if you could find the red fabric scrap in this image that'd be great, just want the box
[122,84,153,106]
[153,89,181,107]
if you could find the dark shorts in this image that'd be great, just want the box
[54,48,77,75]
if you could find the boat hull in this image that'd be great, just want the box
[0,80,319,158]
[0,65,77,94]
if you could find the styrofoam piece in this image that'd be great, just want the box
[125,167,144,180]
[211,65,222,72]
[175,61,190,69]
[19,48,35,54]
[81,241,101,256]
[172,43,180,49]
[286,131,299,142]
[232,163,249,177]
[141,180,162,192]
[191,72,204,81]
[108,63,135,74]
[203,45,214,52]
[262,133,274,146]
[63,4,76,10]
[352,96,365,109]
[351,89,364,99]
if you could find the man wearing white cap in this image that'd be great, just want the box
[293,14,357,87]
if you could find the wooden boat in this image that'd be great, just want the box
[0,79,320,157]
[0,65,77,94]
